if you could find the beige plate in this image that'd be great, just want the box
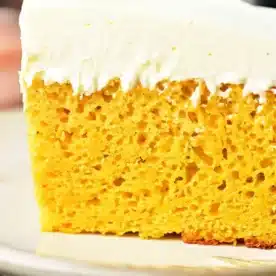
[0,110,276,276]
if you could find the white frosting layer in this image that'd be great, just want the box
[20,0,276,101]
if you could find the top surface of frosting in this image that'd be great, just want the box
[20,0,276,95]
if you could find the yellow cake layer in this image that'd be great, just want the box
[25,78,276,248]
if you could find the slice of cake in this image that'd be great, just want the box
[20,0,276,248]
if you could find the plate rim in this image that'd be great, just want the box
[1,243,276,276]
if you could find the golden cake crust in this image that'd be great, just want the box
[182,233,276,249]
[244,238,276,249]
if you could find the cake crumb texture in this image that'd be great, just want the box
[25,78,276,248]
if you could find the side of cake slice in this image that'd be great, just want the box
[20,0,276,248]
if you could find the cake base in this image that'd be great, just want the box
[182,234,276,249]
[25,78,276,248]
